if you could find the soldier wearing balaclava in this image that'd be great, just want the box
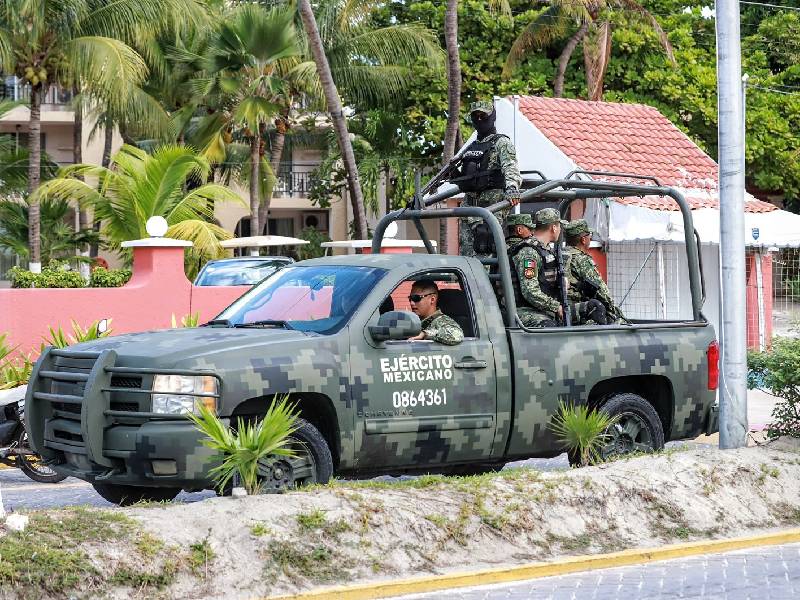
[451,100,522,259]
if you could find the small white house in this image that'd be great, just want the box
[487,95,800,347]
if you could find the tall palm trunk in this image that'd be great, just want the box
[249,134,261,242]
[297,0,368,240]
[27,84,43,271]
[102,121,113,168]
[258,122,270,236]
[441,0,461,254]
[554,22,588,98]
[259,111,289,231]
[72,88,90,274]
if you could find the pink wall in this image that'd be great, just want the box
[0,245,247,360]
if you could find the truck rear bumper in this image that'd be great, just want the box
[26,347,222,489]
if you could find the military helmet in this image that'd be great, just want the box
[468,100,494,115]
[534,207,568,227]
[564,219,593,237]
[505,213,534,229]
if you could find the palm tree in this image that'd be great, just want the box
[33,144,246,265]
[297,0,368,239]
[188,4,298,238]
[0,0,206,269]
[297,0,443,240]
[504,0,675,100]
[0,196,100,265]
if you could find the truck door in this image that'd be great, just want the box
[353,270,498,470]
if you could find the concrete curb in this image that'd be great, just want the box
[267,528,800,600]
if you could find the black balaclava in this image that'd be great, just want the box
[470,110,497,139]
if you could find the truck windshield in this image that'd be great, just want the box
[216,265,386,334]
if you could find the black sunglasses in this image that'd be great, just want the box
[408,292,435,303]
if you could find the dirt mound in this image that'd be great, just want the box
[3,442,800,599]
[127,441,800,599]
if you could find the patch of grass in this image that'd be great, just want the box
[187,538,215,578]
[296,509,351,538]
[546,532,593,552]
[135,532,165,559]
[0,508,134,596]
[110,560,178,590]
[758,463,780,484]
[268,541,348,583]
[251,522,272,537]
[297,509,327,530]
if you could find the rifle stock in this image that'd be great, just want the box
[555,239,571,326]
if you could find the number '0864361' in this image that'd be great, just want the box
[392,388,447,408]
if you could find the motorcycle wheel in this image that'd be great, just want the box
[15,429,68,484]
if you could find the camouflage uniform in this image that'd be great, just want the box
[419,309,464,345]
[458,101,522,258]
[564,219,625,324]
[504,214,562,327]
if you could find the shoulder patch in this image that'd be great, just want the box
[524,268,535,279]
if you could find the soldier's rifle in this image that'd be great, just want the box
[554,237,571,326]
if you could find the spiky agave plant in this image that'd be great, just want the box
[188,396,300,495]
[549,402,618,467]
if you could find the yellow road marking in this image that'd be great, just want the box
[266,528,800,600]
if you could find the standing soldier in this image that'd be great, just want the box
[503,213,562,328]
[454,100,522,258]
[564,219,625,324]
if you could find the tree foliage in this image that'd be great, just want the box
[377,0,800,207]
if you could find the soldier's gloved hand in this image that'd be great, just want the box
[505,188,521,207]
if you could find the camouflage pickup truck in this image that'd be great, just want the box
[27,174,719,505]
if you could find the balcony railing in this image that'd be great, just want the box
[274,162,319,197]
[1,77,74,107]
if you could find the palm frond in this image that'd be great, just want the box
[504,5,573,77]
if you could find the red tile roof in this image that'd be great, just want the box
[515,96,776,213]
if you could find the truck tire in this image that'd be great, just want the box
[91,483,181,506]
[567,393,665,467]
[601,392,665,459]
[257,418,333,492]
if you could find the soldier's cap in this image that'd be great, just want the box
[563,219,593,237]
[534,207,568,227]
[505,213,534,229]
[469,101,494,115]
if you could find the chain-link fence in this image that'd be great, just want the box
[606,241,693,321]
[771,248,800,338]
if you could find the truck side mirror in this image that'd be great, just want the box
[369,311,421,342]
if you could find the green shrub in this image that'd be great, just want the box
[89,267,131,288]
[296,227,330,261]
[171,312,200,328]
[549,402,618,467]
[42,319,112,349]
[187,396,299,495]
[8,262,85,288]
[0,356,33,390]
[748,337,800,439]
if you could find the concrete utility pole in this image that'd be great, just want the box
[716,0,748,448]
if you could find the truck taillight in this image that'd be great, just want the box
[707,341,719,390]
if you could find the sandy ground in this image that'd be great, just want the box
[110,439,800,600]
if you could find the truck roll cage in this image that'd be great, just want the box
[372,172,703,328]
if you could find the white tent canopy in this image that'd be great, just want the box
[585,201,800,248]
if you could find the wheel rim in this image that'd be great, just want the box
[600,411,654,460]
[256,440,317,493]
[17,431,61,477]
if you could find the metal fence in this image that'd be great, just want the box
[0,250,20,284]
[771,248,800,338]
[606,241,693,321]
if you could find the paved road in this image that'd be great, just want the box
[393,543,800,600]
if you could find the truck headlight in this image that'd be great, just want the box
[151,375,218,415]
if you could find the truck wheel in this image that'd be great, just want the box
[257,418,333,492]
[91,483,181,506]
[599,393,665,461]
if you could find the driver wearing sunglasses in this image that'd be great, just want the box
[407,280,463,345]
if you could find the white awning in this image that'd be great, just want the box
[220,235,309,248]
[586,201,800,248]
